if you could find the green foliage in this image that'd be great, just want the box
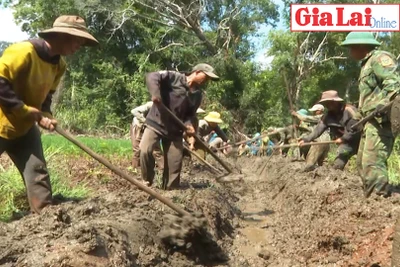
[2,0,400,137]
[389,139,400,185]
[0,41,12,56]
[41,134,132,157]
[3,0,279,135]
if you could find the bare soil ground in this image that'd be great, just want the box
[0,154,399,266]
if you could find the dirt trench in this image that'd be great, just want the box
[0,155,399,266]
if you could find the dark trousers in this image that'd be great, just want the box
[139,128,183,189]
[0,126,52,214]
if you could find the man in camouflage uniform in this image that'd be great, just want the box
[271,122,308,158]
[341,32,400,197]
[292,104,330,171]
[299,90,362,170]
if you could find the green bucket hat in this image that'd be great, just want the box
[340,32,381,47]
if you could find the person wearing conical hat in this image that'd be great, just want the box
[341,32,400,198]
[0,15,98,214]
[187,111,230,159]
[299,90,362,171]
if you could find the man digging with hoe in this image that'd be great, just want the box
[0,15,98,214]
[140,63,220,190]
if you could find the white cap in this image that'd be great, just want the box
[196,108,206,114]
[308,104,325,112]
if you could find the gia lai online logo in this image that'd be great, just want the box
[291,4,400,31]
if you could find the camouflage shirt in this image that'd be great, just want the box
[358,50,400,115]
[296,113,323,132]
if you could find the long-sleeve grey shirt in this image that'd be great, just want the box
[145,70,202,139]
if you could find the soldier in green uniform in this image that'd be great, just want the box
[341,32,400,197]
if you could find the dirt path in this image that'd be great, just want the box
[1,155,399,266]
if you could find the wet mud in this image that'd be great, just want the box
[0,154,399,266]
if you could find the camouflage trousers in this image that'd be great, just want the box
[304,132,330,171]
[357,120,394,197]
[287,138,309,159]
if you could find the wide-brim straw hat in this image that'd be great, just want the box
[204,111,223,123]
[318,90,344,103]
[38,15,99,47]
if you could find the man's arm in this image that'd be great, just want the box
[372,52,400,108]
[341,108,362,142]
[145,71,170,102]
[184,93,202,130]
[41,91,54,117]
[131,102,153,123]
[341,118,360,142]
[296,113,322,124]
[301,120,328,142]
[0,78,25,110]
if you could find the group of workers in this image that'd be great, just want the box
[130,31,400,201]
[0,12,398,217]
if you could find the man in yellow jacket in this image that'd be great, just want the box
[0,15,98,214]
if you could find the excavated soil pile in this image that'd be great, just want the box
[1,154,400,267]
[0,158,239,267]
[229,156,400,267]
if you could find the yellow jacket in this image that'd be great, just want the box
[0,41,66,139]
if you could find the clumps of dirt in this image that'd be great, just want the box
[229,156,400,267]
[0,171,239,267]
[159,213,207,247]
[5,148,400,267]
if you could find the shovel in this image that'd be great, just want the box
[158,103,245,183]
